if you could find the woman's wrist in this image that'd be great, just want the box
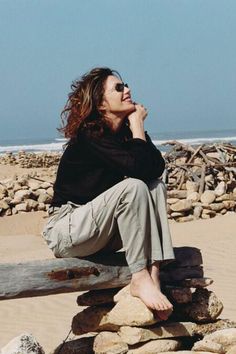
[130,121,146,141]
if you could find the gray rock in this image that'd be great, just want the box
[215,182,226,197]
[200,191,216,204]
[1,332,45,354]
[194,205,203,219]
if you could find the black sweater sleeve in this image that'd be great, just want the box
[80,131,165,182]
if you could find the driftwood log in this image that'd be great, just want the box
[0,247,203,300]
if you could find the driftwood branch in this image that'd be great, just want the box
[0,247,203,300]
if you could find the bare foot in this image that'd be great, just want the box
[130,268,173,315]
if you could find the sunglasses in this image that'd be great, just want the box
[115,83,129,92]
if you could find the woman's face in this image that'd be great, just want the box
[100,75,135,119]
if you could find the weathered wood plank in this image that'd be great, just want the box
[0,247,203,300]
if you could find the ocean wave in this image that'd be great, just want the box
[0,142,65,154]
[152,136,236,146]
[1,135,236,155]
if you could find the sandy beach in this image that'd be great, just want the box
[0,165,236,353]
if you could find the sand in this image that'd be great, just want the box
[0,164,236,352]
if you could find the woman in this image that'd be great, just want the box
[43,67,175,319]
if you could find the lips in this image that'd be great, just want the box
[123,96,132,102]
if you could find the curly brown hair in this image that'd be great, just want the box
[58,67,122,140]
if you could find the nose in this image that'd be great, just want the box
[124,85,131,94]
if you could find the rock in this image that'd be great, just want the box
[15,202,30,212]
[170,211,185,217]
[38,193,52,204]
[202,328,236,352]
[215,182,226,197]
[223,200,235,209]
[93,332,128,354]
[28,181,41,190]
[114,285,130,303]
[37,202,46,211]
[156,352,215,354]
[108,294,158,327]
[0,200,10,210]
[4,208,12,216]
[53,336,95,354]
[46,186,54,196]
[164,286,192,303]
[9,197,22,206]
[72,305,119,334]
[194,205,203,219]
[14,189,31,201]
[226,344,236,354]
[118,322,194,345]
[127,338,181,353]
[167,198,180,204]
[209,203,225,212]
[13,182,23,192]
[220,208,227,215]
[180,277,213,288]
[193,319,236,336]
[77,288,120,306]
[216,194,232,202]
[176,215,194,222]
[192,339,224,353]
[202,209,216,217]
[183,288,223,323]
[1,333,45,354]
[186,181,199,192]
[167,190,187,199]
[26,199,39,210]
[187,192,200,202]
[170,200,192,212]
[200,191,216,204]
[40,181,52,189]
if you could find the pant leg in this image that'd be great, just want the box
[43,177,174,273]
[147,179,175,262]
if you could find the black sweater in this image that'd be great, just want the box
[51,125,165,207]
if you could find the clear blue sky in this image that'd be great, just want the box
[0,0,236,140]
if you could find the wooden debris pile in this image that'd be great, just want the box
[164,142,236,222]
[52,248,236,354]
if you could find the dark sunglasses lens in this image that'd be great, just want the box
[115,83,128,92]
[115,83,124,92]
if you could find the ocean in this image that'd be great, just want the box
[1,128,236,155]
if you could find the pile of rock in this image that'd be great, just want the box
[52,248,236,354]
[0,151,61,168]
[164,142,236,222]
[0,174,55,216]
[51,284,236,354]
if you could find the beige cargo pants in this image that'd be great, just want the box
[42,178,175,273]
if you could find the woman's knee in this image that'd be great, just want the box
[123,178,150,201]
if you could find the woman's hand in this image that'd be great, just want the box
[127,103,148,125]
[127,103,148,141]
